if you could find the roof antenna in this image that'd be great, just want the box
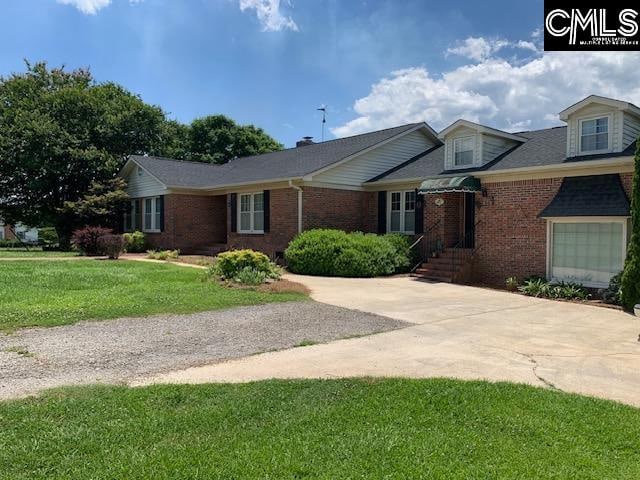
[317,105,327,142]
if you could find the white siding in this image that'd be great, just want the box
[482,134,518,164]
[313,130,434,185]
[622,112,640,149]
[566,103,623,157]
[125,165,167,198]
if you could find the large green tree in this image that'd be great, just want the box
[0,62,166,246]
[165,115,283,164]
[621,143,640,311]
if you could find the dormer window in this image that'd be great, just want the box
[453,136,475,166]
[580,116,609,153]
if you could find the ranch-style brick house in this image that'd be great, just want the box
[119,95,638,288]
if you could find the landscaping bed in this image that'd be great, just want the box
[1,379,639,479]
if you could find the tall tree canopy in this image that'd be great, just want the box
[163,115,283,164]
[0,62,166,244]
[0,62,283,246]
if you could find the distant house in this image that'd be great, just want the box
[119,95,636,288]
[0,221,39,243]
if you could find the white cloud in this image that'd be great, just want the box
[57,0,112,14]
[56,0,140,14]
[238,0,298,32]
[446,36,540,62]
[333,40,640,137]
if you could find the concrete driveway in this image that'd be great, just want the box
[139,275,640,406]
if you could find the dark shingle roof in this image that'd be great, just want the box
[129,123,423,189]
[370,126,637,183]
[539,174,630,217]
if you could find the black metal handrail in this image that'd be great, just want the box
[410,220,442,273]
[450,221,481,281]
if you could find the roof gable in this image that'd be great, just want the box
[438,119,527,143]
[559,95,640,121]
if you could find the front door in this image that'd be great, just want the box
[463,192,475,248]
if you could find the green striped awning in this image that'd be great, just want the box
[418,176,481,194]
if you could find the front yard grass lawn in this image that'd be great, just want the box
[0,248,79,257]
[0,260,305,330]
[1,379,639,479]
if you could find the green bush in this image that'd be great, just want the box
[621,144,640,311]
[383,233,413,273]
[123,231,146,253]
[602,272,623,305]
[147,249,180,260]
[208,249,281,283]
[38,227,58,245]
[0,239,23,248]
[505,276,518,291]
[233,266,269,286]
[284,229,411,277]
[519,278,590,301]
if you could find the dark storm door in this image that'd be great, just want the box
[463,193,475,249]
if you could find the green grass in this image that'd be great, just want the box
[1,379,638,479]
[0,260,306,330]
[0,248,79,257]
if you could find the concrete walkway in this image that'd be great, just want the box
[138,275,640,406]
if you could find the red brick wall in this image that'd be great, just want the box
[472,177,562,286]
[227,188,298,258]
[145,194,226,252]
[227,187,377,258]
[303,187,376,232]
[2,225,16,240]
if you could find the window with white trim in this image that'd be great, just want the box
[123,200,137,232]
[453,136,475,166]
[142,196,161,232]
[580,116,609,153]
[548,219,627,287]
[238,192,264,234]
[388,191,416,234]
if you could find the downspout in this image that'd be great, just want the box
[289,180,303,233]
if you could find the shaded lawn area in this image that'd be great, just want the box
[0,260,306,330]
[1,379,639,479]
[0,248,79,258]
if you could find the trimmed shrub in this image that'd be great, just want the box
[97,234,125,260]
[123,231,146,253]
[602,272,623,306]
[147,249,180,260]
[71,226,112,256]
[208,249,281,283]
[284,229,411,278]
[383,233,413,273]
[38,227,59,246]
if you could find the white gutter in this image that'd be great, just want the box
[289,180,303,233]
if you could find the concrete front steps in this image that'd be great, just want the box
[412,248,474,282]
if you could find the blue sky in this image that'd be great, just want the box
[1,0,639,147]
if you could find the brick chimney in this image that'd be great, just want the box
[296,136,314,147]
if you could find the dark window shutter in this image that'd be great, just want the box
[414,190,424,234]
[263,190,270,233]
[377,191,387,234]
[159,195,165,232]
[136,199,142,231]
[230,193,237,233]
